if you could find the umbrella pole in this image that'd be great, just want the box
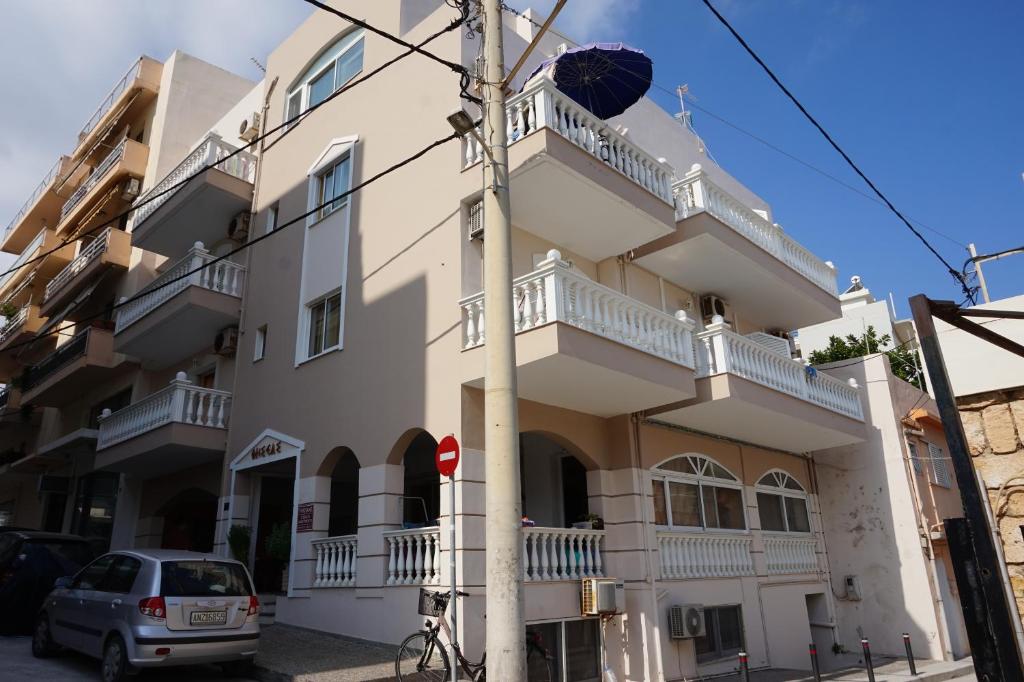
[502,0,568,90]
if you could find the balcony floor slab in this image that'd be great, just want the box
[94,422,226,478]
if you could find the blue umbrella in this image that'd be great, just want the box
[523,42,652,120]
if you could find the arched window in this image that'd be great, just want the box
[755,470,810,533]
[651,455,745,531]
[285,29,365,122]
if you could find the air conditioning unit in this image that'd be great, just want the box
[700,294,730,324]
[580,578,624,616]
[215,326,239,356]
[668,604,706,639]
[121,177,141,202]
[239,112,261,143]
[467,200,483,241]
[228,211,252,242]
[38,475,71,495]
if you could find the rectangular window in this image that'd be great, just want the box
[908,442,922,475]
[652,480,667,526]
[703,485,745,530]
[668,481,701,527]
[307,292,342,358]
[929,442,951,487]
[696,605,745,664]
[318,156,351,219]
[309,63,336,108]
[254,325,267,361]
[758,492,810,533]
[335,38,364,87]
[266,204,279,234]
[285,91,302,126]
[757,492,786,531]
[525,619,600,682]
[785,496,811,533]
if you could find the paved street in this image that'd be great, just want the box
[0,636,257,682]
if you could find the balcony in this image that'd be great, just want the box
[649,318,865,452]
[461,76,676,261]
[40,227,131,319]
[632,166,840,330]
[1,156,72,254]
[0,228,75,303]
[130,133,257,257]
[0,306,50,376]
[75,57,161,155]
[58,139,149,235]
[656,531,820,579]
[94,374,230,478]
[460,251,697,417]
[312,535,358,588]
[522,527,606,582]
[21,326,133,407]
[10,428,98,474]
[0,386,21,412]
[113,245,245,369]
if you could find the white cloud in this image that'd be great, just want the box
[0,0,312,237]
[505,0,641,43]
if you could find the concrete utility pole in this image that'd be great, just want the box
[480,0,526,679]
[967,244,991,304]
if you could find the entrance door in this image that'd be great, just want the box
[253,476,294,593]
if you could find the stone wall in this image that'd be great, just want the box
[957,386,1024,617]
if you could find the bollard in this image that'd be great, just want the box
[862,638,876,682]
[809,643,822,682]
[738,651,749,682]
[903,633,918,675]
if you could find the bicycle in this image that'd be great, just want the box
[395,588,555,682]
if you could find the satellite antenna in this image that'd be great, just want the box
[674,84,710,157]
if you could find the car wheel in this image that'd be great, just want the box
[31,613,57,658]
[221,659,254,678]
[101,635,132,682]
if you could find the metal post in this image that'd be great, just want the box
[481,0,525,679]
[738,651,749,682]
[903,633,917,676]
[809,643,821,681]
[968,244,991,304]
[910,294,1024,682]
[862,639,876,682]
[450,475,458,682]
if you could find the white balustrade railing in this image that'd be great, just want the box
[130,133,257,229]
[460,251,696,369]
[312,535,358,587]
[674,167,838,295]
[61,139,127,221]
[385,528,441,585]
[697,319,864,421]
[96,373,230,450]
[114,243,245,333]
[44,227,114,302]
[463,76,674,204]
[4,157,63,242]
[523,527,605,582]
[80,58,142,140]
[0,306,29,346]
[764,535,819,574]
[0,229,45,292]
[657,532,754,579]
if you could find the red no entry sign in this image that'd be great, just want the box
[435,435,460,477]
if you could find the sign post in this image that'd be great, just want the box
[435,435,461,682]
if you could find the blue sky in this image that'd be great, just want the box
[565,0,1024,315]
[2,1,1020,317]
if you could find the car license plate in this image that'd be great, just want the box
[190,610,227,626]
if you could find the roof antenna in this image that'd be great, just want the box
[250,57,266,74]
[675,85,716,163]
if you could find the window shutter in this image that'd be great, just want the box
[928,443,950,487]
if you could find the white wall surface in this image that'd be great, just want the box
[799,298,898,356]
[935,293,1024,397]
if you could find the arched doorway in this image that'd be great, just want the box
[519,432,593,528]
[400,430,439,527]
[158,488,217,552]
[325,447,360,536]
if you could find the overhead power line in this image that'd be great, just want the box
[0,6,468,285]
[0,132,460,356]
[700,0,974,302]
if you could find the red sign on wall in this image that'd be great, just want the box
[296,502,315,533]
[435,435,460,478]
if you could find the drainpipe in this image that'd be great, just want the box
[630,412,665,682]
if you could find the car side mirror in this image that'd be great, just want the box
[53,576,73,589]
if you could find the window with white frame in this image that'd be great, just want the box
[254,325,267,361]
[265,204,278,235]
[284,29,365,126]
[524,619,600,682]
[306,292,342,358]
[651,455,745,531]
[316,155,351,220]
[928,442,951,487]
[908,441,923,475]
[755,470,811,533]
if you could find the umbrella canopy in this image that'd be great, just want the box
[523,42,652,120]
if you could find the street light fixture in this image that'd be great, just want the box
[446,109,493,162]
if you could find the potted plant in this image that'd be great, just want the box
[227,524,252,564]
[265,523,292,592]
[0,301,18,322]
[573,513,605,530]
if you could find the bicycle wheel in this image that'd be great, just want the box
[396,631,451,682]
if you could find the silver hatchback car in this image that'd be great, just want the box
[32,549,260,682]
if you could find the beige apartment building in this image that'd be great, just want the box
[0,50,256,555]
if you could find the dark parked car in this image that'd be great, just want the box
[0,531,94,634]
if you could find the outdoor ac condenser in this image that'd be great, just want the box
[668,604,706,639]
[580,578,624,616]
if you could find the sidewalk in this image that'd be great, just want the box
[253,624,399,682]
[709,657,975,682]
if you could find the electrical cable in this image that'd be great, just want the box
[700,0,974,302]
[0,131,459,357]
[0,7,468,285]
